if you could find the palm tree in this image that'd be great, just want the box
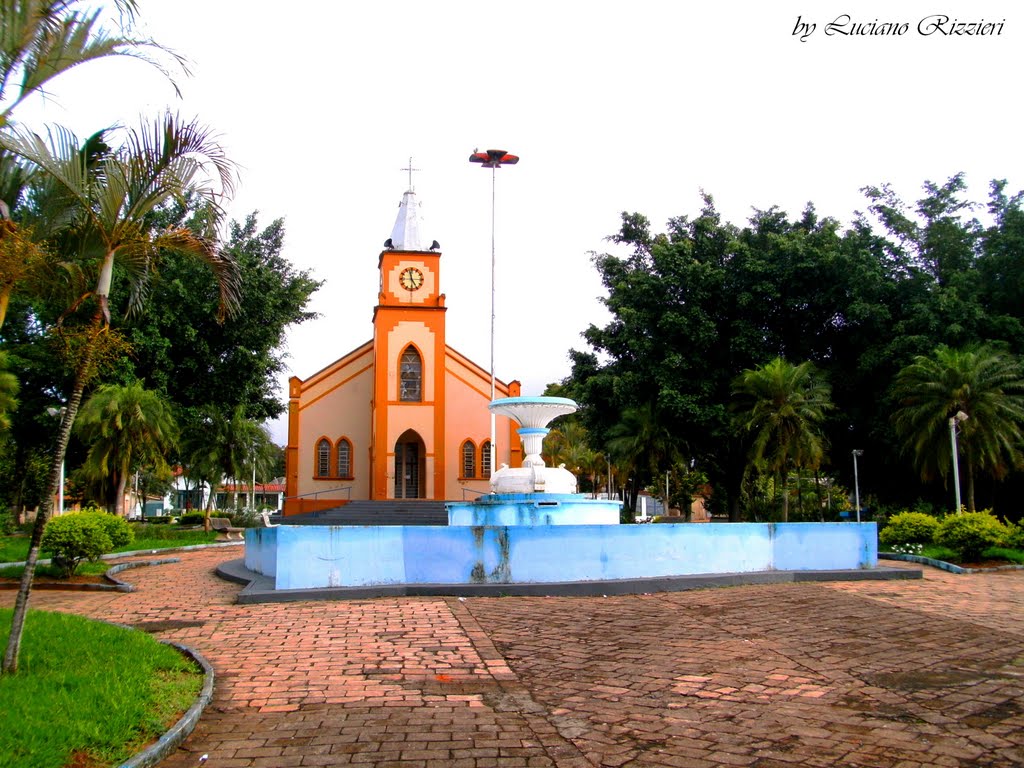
[0,349,18,430]
[1,114,238,674]
[75,381,178,517]
[891,345,1024,512]
[732,358,832,522]
[182,406,272,525]
[606,401,681,513]
[0,0,181,127]
[0,0,185,326]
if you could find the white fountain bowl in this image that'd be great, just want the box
[488,396,578,428]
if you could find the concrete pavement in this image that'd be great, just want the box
[3,548,1023,767]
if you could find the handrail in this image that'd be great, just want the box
[285,485,352,501]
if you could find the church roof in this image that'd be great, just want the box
[389,188,427,251]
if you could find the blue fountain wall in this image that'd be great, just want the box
[246,522,878,591]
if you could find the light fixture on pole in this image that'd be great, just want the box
[852,449,863,523]
[469,148,519,478]
[46,406,67,515]
[949,411,969,513]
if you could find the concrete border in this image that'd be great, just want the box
[881,551,1024,574]
[217,558,922,604]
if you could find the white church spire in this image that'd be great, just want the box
[389,188,425,251]
[386,157,435,252]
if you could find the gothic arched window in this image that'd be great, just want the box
[316,438,331,478]
[399,346,422,402]
[337,438,352,478]
[481,440,492,479]
[462,440,476,478]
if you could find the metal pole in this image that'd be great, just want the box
[489,165,497,476]
[950,416,962,513]
[852,450,862,523]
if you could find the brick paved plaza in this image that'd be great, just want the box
[3,548,1023,767]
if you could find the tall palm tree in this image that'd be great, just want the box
[732,358,832,522]
[75,380,177,517]
[891,345,1024,512]
[1,114,238,674]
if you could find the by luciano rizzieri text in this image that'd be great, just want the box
[793,14,1005,42]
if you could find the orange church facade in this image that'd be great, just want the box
[284,188,521,515]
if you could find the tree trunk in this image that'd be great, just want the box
[113,471,128,517]
[967,466,975,513]
[3,333,95,674]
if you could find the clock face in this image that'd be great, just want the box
[399,266,424,291]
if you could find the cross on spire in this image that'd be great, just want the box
[400,156,421,190]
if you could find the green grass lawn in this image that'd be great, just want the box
[0,608,203,768]
[1,525,221,564]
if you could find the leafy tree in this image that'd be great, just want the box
[0,348,17,430]
[732,358,832,522]
[74,380,177,516]
[0,114,239,674]
[891,345,1024,512]
[114,206,321,422]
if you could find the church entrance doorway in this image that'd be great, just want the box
[394,430,426,499]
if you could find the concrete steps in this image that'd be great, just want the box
[284,500,448,526]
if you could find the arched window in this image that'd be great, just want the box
[337,438,352,478]
[462,440,476,478]
[481,440,492,479]
[399,346,422,402]
[316,438,331,478]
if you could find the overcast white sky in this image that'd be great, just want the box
[14,1,1022,443]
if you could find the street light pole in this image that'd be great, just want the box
[852,449,863,523]
[469,149,519,477]
[950,411,969,513]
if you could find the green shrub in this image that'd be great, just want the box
[1002,520,1024,550]
[0,505,14,536]
[40,514,113,578]
[878,511,940,548]
[176,512,206,526]
[935,510,1009,562]
[80,511,134,549]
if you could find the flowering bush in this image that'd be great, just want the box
[878,511,940,549]
[890,543,924,556]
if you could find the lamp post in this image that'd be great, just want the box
[46,406,67,515]
[469,149,519,476]
[949,411,969,513]
[852,449,863,523]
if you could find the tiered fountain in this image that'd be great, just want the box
[240,396,891,600]
[445,397,620,526]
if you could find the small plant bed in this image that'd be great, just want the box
[1,526,220,565]
[0,608,204,768]
[0,560,112,586]
[883,543,1024,571]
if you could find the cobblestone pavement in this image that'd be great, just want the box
[3,550,1023,767]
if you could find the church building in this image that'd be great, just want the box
[284,186,521,515]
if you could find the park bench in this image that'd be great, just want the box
[210,517,245,542]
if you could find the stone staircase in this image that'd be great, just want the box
[283,500,449,526]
